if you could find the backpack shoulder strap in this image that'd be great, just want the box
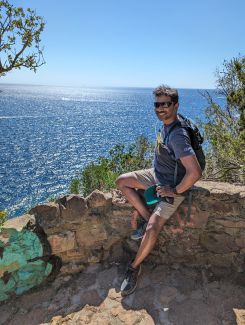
[163,115,189,187]
[163,117,182,145]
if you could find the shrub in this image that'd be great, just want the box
[0,210,7,228]
[202,55,245,183]
[70,136,154,196]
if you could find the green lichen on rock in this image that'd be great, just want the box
[0,227,53,301]
[0,228,43,274]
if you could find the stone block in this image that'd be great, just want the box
[235,236,245,248]
[197,180,244,196]
[208,191,231,200]
[86,190,112,208]
[3,214,34,232]
[76,222,108,248]
[167,240,198,258]
[200,232,239,253]
[207,253,235,268]
[182,253,208,267]
[223,227,241,236]
[124,238,140,253]
[58,249,87,264]
[239,196,245,212]
[107,244,125,263]
[66,248,87,261]
[190,210,209,229]
[210,201,241,216]
[197,199,210,211]
[191,185,211,199]
[215,218,245,228]
[102,234,121,251]
[48,231,76,254]
[111,208,132,218]
[57,195,88,222]
[174,206,209,229]
[29,203,60,230]
[108,214,131,236]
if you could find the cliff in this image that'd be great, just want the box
[0,181,244,324]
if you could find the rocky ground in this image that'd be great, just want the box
[0,262,244,325]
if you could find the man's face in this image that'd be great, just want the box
[154,95,179,124]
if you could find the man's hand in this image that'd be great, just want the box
[156,185,175,197]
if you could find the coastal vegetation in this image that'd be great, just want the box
[70,55,245,195]
[0,0,45,77]
[0,210,6,228]
[70,136,154,196]
[202,55,245,183]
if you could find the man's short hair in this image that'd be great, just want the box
[153,85,179,104]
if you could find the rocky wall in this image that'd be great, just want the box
[0,181,244,302]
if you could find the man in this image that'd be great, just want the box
[116,85,202,296]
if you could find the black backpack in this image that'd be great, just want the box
[164,113,206,172]
[164,113,205,221]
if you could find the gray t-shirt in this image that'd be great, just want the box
[154,120,195,187]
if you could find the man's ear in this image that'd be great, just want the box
[174,102,179,110]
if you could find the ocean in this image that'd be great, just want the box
[0,84,224,218]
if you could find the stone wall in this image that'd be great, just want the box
[0,181,244,301]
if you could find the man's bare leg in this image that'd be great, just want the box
[131,210,140,230]
[131,213,167,268]
[116,173,151,221]
[120,213,166,296]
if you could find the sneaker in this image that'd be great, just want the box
[120,264,142,296]
[130,217,147,241]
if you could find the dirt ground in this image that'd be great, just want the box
[0,262,244,325]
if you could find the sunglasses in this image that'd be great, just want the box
[154,101,173,109]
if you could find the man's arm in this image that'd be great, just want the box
[156,154,202,197]
[175,154,202,193]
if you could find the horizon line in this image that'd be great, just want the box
[0,81,216,91]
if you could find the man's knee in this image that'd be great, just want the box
[145,222,160,241]
[145,216,166,240]
[116,173,135,189]
[115,174,126,189]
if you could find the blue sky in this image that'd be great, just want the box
[2,0,245,88]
